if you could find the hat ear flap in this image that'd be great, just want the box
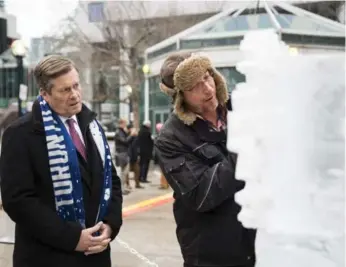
[211,68,229,105]
[173,92,196,125]
[159,83,175,97]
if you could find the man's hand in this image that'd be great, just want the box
[75,222,104,252]
[84,223,113,256]
[130,128,138,136]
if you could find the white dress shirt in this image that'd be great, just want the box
[58,115,85,145]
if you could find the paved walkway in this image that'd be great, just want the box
[0,164,182,267]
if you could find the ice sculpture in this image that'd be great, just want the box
[227,29,345,267]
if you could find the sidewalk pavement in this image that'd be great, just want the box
[110,164,182,267]
[119,164,172,206]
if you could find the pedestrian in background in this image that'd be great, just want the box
[114,118,136,195]
[137,120,154,183]
[127,124,143,189]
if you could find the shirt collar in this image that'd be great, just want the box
[59,114,78,124]
[195,105,227,131]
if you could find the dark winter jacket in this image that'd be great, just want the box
[128,136,139,163]
[155,100,256,266]
[114,127,133,154]
[138,125,154,160]
[114,128,134,167]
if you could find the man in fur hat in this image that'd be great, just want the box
[155,52,256,267]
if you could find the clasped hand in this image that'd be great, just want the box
[75,221,113,256]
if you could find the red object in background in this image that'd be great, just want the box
[156,123,163,133]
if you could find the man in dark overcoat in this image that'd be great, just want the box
[0,55,123,267]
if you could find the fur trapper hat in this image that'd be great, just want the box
[160,53,228,125]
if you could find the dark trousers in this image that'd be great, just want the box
[184,265,251,267]
[184,257,255,267]
[128,161,140,187]
[139,157,150,182]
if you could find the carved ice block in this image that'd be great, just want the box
[227,30,345,267]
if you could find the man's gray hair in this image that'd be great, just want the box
[34,54,77,93]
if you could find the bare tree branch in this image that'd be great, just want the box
[46,1,222,128]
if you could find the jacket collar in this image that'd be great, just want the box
[191,116,227,143]
[171,113,226,144]
[32,100,97,134]
[172,93,232,142]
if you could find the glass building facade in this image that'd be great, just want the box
[144,2,344,131]
[0,47,38,108]
[0,65,37,108]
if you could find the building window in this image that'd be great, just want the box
[149,74,170,108]
[216,67,246,91]
[180,36,243,50]
[281,33,345,47]
[0,66,31,107]
[147,75,171,131]
[88,2,105,23]
[147,43,177,60]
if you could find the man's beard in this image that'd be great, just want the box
[187,99,218,116]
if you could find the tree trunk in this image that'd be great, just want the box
[132,93,140,130]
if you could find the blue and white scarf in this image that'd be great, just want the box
[38,95,112,228]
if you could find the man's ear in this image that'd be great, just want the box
[40,89,49,102]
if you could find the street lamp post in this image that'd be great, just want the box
[124,85,133,123]
[142,64,150,122]
[11,40,27,118]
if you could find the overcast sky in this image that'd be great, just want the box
[6,0,338,46]
[6,0,78,46]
